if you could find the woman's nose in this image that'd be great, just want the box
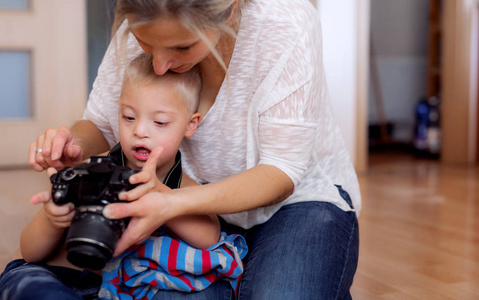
[152,51,174,75]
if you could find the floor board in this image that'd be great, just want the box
[1,151,478,299]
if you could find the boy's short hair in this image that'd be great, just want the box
[124,53,201,114]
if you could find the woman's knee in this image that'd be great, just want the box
[238,202,359,299]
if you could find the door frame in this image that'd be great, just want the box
[441,0,478,164]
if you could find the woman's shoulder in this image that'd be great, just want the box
[244,0,319,34]
[239,0,321,59]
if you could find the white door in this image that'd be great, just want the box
[0,0,87,167]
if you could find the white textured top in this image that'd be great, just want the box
[84,0,361,229]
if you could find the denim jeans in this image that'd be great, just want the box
[0,259,101,300]
[152,186,359,300]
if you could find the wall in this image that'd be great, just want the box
[316,0,369,171]
[316,0,358,163]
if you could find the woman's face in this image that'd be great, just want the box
[129,15,221,75]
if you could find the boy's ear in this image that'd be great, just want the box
[185,112,201,138]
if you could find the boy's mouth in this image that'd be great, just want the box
[133,146,150,161]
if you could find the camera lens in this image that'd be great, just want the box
[65,205,127,270]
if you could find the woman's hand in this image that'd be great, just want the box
[105,147,173,256]
[30,168,76,229]
[28,126,83,172]
[104,191,174,256]
[119,147,170,201]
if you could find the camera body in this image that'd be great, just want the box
[50,156,139,270]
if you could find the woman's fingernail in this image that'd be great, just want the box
[103,206,113,218]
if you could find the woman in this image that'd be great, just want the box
[29,0,361,299]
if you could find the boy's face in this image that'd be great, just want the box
[118,80,199,174]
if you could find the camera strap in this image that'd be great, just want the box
[163,151,182,189]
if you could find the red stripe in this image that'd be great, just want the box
[202,250,211,274]
[176,274,196,291]
[203,271,217,283]
[138,244,146,257]
[168,239,181,276]
[149,278,158,287]
[122,267,131,282]
[222,246,239,277]
[148,260,158,269]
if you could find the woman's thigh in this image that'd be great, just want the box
[237,201,359,300]
[151,280,234,300]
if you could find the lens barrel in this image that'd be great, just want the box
[65,205,127,270]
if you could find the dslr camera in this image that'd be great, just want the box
[50,156,139,270]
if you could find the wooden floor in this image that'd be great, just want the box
[351,151,479,299]
[0,151,478,299]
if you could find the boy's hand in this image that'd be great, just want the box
[31,168,76,228]
[119,147,170,201]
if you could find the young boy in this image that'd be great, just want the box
[0,53,246,300]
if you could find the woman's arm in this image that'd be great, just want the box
[106,164,293,256]
[177,164,294,214]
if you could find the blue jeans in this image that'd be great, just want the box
[0,259,101,300]
[152,186,359,300]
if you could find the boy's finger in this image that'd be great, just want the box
[142,147,163,172]
[46,202,75,216]
[30,191,51,205]
[128,170,152,185]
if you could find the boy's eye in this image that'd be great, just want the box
[122,115,134,121]
[155,121,167,126]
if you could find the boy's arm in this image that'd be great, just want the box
[164,214,220,249]
[20,209,66,262]
[20,191,74,263]
[164,174,221,249]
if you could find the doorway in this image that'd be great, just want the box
[367,0,433,159]
[367,0,479,165]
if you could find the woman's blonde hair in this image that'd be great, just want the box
[123,53,202,114]
[112,0,247,75]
